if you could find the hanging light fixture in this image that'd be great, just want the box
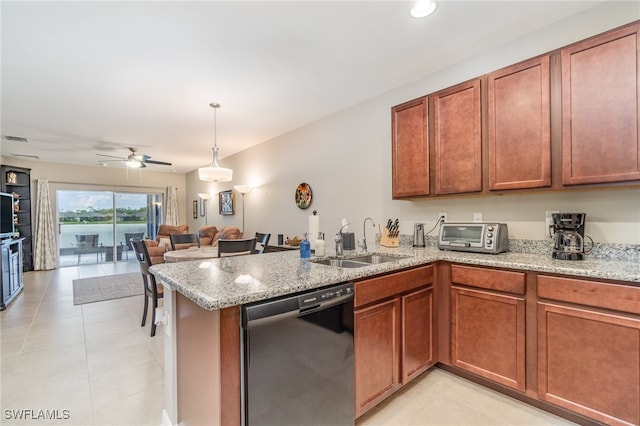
[198,103,233,182]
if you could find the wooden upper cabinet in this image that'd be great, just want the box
[433,79,482,194]
[392,97,429,198]
[488,56,551,190]
[561,23,640,185]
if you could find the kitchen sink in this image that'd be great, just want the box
[348,254,408,264]
[312,253,409,268]
[312,258,371,268]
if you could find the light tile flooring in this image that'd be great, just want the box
[1,264,577,426]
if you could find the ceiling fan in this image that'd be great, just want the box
[97,147,172,168]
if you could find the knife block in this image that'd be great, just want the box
[379,227,399,248]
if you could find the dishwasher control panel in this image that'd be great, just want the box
[298,282,354,309]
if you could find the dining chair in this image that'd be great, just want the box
[218,238,257,257]
[131,239,164,337]
[122,232,145,260]
[254,232,271,254]
[169,233,199,251]
[74,234,101,264]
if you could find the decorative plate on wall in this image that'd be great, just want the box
[295,183,312,209]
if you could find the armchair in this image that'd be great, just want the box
[143,224,189,264]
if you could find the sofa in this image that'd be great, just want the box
[143,224,244,264]
[197,225,243,246]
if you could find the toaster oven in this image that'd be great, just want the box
[437,223,509,254]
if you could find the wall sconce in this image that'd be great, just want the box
[198,193,211,224]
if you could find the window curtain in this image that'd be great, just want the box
[33,179,58,270]
[165,186,179,226]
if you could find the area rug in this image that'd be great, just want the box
[73,272,143,305]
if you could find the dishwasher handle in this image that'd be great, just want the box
[299,292,353,315]
[243,282,354,329]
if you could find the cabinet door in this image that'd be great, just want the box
[561,23,640,185]
[451,286,526,391]
[538,302,640,425]
[488,56,551,190]
[433,79,482,194]
[391,97,429,198]
[401,287,434,384]
[354,298,401,418]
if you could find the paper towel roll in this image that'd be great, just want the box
[309,214,320,250]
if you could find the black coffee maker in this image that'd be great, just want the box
[551,213,593,260]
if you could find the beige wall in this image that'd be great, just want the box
[187,2,640,245]
[0,156,187,231]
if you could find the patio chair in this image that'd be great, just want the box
[74,234,102,264]
[121,232,145,260]
[131,239,164,337]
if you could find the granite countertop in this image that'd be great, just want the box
[149,243,640,311]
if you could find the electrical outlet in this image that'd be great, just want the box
[473,212,483,223]
[438,212,447,223]
[545,210,559,238]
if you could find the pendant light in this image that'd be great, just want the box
[198,103,233,182]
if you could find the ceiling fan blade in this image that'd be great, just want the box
[97,153,126,160]
[97,159,124,163]
[144,159,172,166]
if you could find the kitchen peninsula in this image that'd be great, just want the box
[150,244,640,426]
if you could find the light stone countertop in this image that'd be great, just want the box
[149,244,640,311]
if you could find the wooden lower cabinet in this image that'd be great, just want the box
[354,266,435,418]
[402,287,434,383]
[537,275,640,426]
[354,298,401,418]
[451,286,526,391]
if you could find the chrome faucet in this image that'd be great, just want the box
[335,223,350,257]
[362,217,375,251]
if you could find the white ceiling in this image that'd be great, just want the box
[1,1,607,173]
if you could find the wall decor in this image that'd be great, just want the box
[200,199,206,217]
[295,182,312,209]
[219,190,234,215]
[193,200,198,219]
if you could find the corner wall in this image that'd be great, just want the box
[186,2,640,245]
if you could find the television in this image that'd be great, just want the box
[0,192,16,239]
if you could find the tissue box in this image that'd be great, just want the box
[342,232,356,250]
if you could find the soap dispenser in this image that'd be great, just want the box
[315,232,325,256]
[300,233,311,259]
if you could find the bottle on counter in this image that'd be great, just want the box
[315,232,325,256]
[300,233,311,259]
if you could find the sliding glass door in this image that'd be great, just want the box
[58,190,163,266]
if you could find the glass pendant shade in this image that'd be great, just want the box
[198,103,233,182]
[198,146,233,182]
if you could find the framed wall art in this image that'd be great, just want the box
[193,200,198,219]
[219,190,234,215]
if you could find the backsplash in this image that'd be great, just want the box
[397,234,640,262]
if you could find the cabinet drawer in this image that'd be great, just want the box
[355,265,434,308]
[451,265,525,295]
[538,275,640,315]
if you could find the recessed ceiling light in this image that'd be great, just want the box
[411,0,437,18]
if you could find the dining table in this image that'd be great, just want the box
[163,246,219,262]
[163,244,300,262]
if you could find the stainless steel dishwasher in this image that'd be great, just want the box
[241,282,354,426]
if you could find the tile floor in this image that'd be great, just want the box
[1,264,577,425]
